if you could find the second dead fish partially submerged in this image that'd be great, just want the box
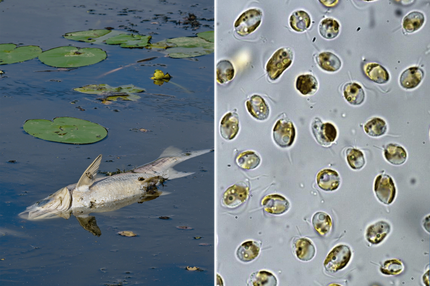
[19,147,212,236]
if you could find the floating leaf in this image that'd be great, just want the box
[23,117,108,144]
[162,36,213,58]
[151,69,171,80]
[63,29,112,43]
[117,231,137,237]
[186,266,203,271]
[74,84,145,94]
[166,36,213,48]
[176,226,193,230]
[197,31,214,43]
[0,44,42,65]
[166,46,214,58]
[105,34,151,48]
[38,46,107,68]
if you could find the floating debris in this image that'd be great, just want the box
[293,237,316,261]
[266,47,293,80]
[261,194,289,215]
[234,8,263,36]
[118,231,137,237]
[289,10,311,32]
[400,66,423,89]
[236,240,261,262]
[176,226,193,230]
[364,117,387,137]
[319,18,340,39]
[384,143,407,165]
[186,266,202,271]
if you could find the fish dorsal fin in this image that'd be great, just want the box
[76,154,102,190]
[159,146,182,158]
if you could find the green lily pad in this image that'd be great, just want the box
[166,36,213,49]
[38,46,107,68]
[197,31,214,43]
[165,46,214,58]
[105,34,152,48]
[149,40,177,49]
[74,84,145,94]
[63,29,112,43]
[0,44,42,65]
[23,117,108,144]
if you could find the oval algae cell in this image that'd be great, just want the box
[319,17,340,39]
[365,220,391,245]
[317,168,340,191]
[423,269,429,286]
[324,244,352,272]
[216,60,235,84]
[246,95,269,120]
[273,118,296,147]
[312,211,333,236]
[380,259,404,276]
[234,8,262,36]
[289,10,311,32]
[346,148,365,170]
[384,143,407,165]
[296,73,318,95]
[312,118,338,147]
[261,194,289,215]
[364,117,387,137]
[236,240,261,262]
[374,173,396,205]
[247,270,277,286]
[220,112,239,140]
[343,82,365,105]
[236,150,261,170]
[293,237,316,261]
[266,47,293,80]
[319,0,339,7]
[402,11,425,34]
[400,66,423,89]
[216,274,224,286]
[222,181,249,208]
[316,51,342,72]
[363,62,389,84]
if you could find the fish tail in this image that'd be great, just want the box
[19,187,72,220]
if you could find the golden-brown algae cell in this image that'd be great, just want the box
[346,148,365,170]
[363,62,389,84]
[402,11,425,34]
[289,10,311,32]
[317,168,340,191]
[312,211,332,236]
[246,95,269,120]
[323,244,352,272]
[380,259,404,275]
[222,182,249,208]
[374,173,396,205]
[384,143,407,165]
[261,194,289,215]
[236,150,261,170]
[234,8,262,36]
[293,237,316,261]
[217,274,224,286]
[273,118,295,147]
[400,66,423,89]
[266,48,293,80]
[365,220,391,245]
[312,118,337,147]
[343,82,365,105]
[247,270,277,286]
[296,73,318,95]
[364,117,387,137]
[216,60,235,84]
[220,112,239,140]
[423,269,429,286]
[316,51,341,72]
[319,0,339,7]
[319,18,340,39]
[236,240,261,262]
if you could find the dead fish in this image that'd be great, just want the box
[19,147,212,236]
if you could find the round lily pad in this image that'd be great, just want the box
[197,31,214,43]
[105,34,151,48]
[166,36,213,48]
[63,29,112,43]
[23,117,108,144]
[38,46,107,68]
[74,84,145,94]
[0,43,42,65]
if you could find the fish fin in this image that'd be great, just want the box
[159,146,182,158]
[76,154,102,190]
[76,216,101,236]
[20,187,72,220]
[163,168,194,179]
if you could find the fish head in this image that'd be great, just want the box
[19,187,72,220]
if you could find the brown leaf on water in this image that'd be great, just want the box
[176,226,193,230]
[159,216,170,220]
[118,231,137,237]
[186,266,202,271]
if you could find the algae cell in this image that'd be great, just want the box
[400,66,423,89]
[343,82,365,105]
[363,62,389,84]
[319,18,340,39]
[293,237,316,261]
[266,47,293,80]
[384,143,407,165]
[236,240,261,262]
[296,74,318,95]
[364,117,387,137]
[261,194,289,215]
[365,220,391,245]
[374,173,396,205]
[380,259,404,276]
[323,244,352,272]
[216,60,235,84]
[236,151,261,170]
[317,168,340,191]
[402,11,425,34]
[220,112,239,140]
[312,118,337,147]
[247,270,277,286]
[316,51,342,72]
[346,148,365,170]
[289,10,311,32]
[312,211,332,236]
[246,95,269,120]
[234,8,263,36]
[273,118,296,147]
[222,181,249,208]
